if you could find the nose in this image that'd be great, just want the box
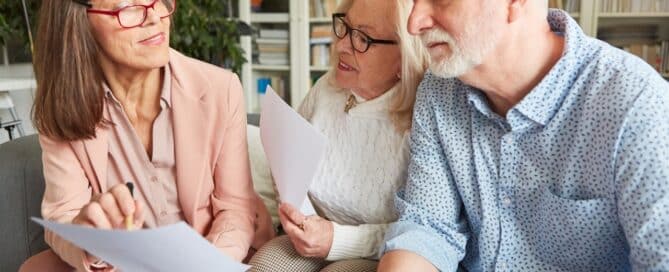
[408,0,435,35]
[142,1,163,26]
[335,31,354,55]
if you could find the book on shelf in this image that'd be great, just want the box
[255,29,290,65]
[310,25,333,45]
[624,43,663,71]
[257,56,289,66]
[257,76,287,100]
[598,25,658,47]
[311,0,324,17]
[311,25,331,38]
[310,0,339,18]
[548,0,581,12]
[311,44,331,67]
[310,37,333,45]
[599,25,668,75]
[258,43,289,53]
[599,0,669,13]
[259,29,289,39]
[255,38,289,45]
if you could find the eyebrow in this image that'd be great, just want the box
[113,0,132,9]
[90,0,132,10]
[342,16,376,32]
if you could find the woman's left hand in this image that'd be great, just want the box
[278,203,334,258]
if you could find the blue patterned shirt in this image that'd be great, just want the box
[382,10,669,272]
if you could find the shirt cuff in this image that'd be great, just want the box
[383,221,463,271]
[326,222,378,261]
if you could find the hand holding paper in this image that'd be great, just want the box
[32,218,251,272]
[259,86,326,216]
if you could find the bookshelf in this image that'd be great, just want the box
[238,0,668,113]
[550,0,669,79]
[308,1,338,88]
[238,0,341,113]
[238,1,310,113]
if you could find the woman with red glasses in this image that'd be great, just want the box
[19,1,274,271]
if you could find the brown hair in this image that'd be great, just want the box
[32,0,105,141]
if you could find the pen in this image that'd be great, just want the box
[125,182,134,230]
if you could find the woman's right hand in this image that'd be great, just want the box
[72,183,145,230]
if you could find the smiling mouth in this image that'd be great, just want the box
[338,60,356,71]
[139,32,165,44]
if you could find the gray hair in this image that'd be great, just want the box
[329,0,429,132]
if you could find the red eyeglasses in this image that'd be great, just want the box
[73,0,176,29]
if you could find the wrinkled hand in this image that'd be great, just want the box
[72,183,145,268]
[278,203,333,258]
[72,183,145,230]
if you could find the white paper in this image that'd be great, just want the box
[32,218,251,272]
[259,86,326,216]
[300,198,317,216]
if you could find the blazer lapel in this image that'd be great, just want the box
[169,53,208,225]
[81,124,109,194]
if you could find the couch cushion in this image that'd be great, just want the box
[0,135,49,272]
[246,125,279,229]
[1,119,275,271]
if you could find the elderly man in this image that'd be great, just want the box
[378,0,669,271]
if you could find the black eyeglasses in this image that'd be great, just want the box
[332,13,397,53]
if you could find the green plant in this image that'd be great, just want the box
[170,0,247,74]
[0,0,38,50]
[0,13,11,46]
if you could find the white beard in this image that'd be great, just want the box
[421,13,500,78]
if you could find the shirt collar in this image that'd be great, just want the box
[104,64,172,109]
[467,9,588,130]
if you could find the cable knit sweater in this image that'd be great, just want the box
[298,72,409,261]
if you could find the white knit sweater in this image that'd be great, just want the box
[298,73,409,261]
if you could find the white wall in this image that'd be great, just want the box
[0,63,37,144]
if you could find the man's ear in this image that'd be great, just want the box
[508,0,529,23]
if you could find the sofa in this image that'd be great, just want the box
[0,114,280,271]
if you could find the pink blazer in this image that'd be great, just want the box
[40,50,270,271]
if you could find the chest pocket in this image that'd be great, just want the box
[533,186,629,271]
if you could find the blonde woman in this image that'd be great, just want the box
[249,0,428,271]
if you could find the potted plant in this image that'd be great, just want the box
[170,0,248,74]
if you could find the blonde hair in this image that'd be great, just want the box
[329,0,429,132]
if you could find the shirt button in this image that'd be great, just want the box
[151,176,158,183]
[498,261,508,270]
[502,197,512,207]
[160,211,167,217]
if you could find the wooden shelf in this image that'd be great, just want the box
[597,13,669,28]
[310,66,330,72]
[598,12,669,18]
[252,64,290,71]
[310,17,331,23]
[662,73,669,78]
[251,13,290,23]
[570,12,580,18]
